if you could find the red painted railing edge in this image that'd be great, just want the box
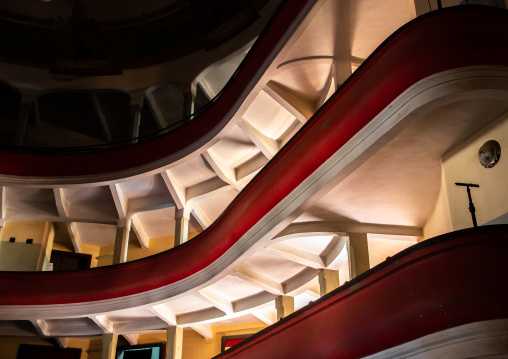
[214,225,508,358]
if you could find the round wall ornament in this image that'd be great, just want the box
[478,140,501,168]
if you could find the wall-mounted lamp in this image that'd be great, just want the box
[478,140,501,168]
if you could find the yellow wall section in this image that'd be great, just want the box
[86,339,103,359]
[442,115,508,230]
[81,245,101,268]
[52,241,74,252]
[182,330,214,359]
[1,221,49,244]
[0,221,54,271]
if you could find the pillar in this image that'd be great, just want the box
[333,0,353,87]
[348,233,370,279]
[182,90,193,121]
[129,104,142,144]
[275,295,294,321]
[14,101,32,146]
[318,269,340,296]
[174,211,189,246]
[102,333,118,359]
[413,0,433,16]
[40,222,55,271]
[166,326,183,359]
[113,226,129,264]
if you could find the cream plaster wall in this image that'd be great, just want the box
[424,114,508,237]
[423,169,453,240]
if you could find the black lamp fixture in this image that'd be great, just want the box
[455,182,480,227]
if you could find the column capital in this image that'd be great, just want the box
[129,92,145,108]
[275,295,294,321]
[175,208,190,220]
[318,269,340,296]
[20,91,37,105]
[347,232,370,278]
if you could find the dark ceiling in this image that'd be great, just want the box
[0,0,269,73]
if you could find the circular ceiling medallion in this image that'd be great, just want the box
[478,140,501,168]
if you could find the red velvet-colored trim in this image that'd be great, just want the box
[0,7,507,306]
[214,225,508,358]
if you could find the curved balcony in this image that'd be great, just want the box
[0,0,308,176]
[215,225,508,358]
[0,4,506,307]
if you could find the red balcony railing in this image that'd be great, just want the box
[0,6,507,310]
